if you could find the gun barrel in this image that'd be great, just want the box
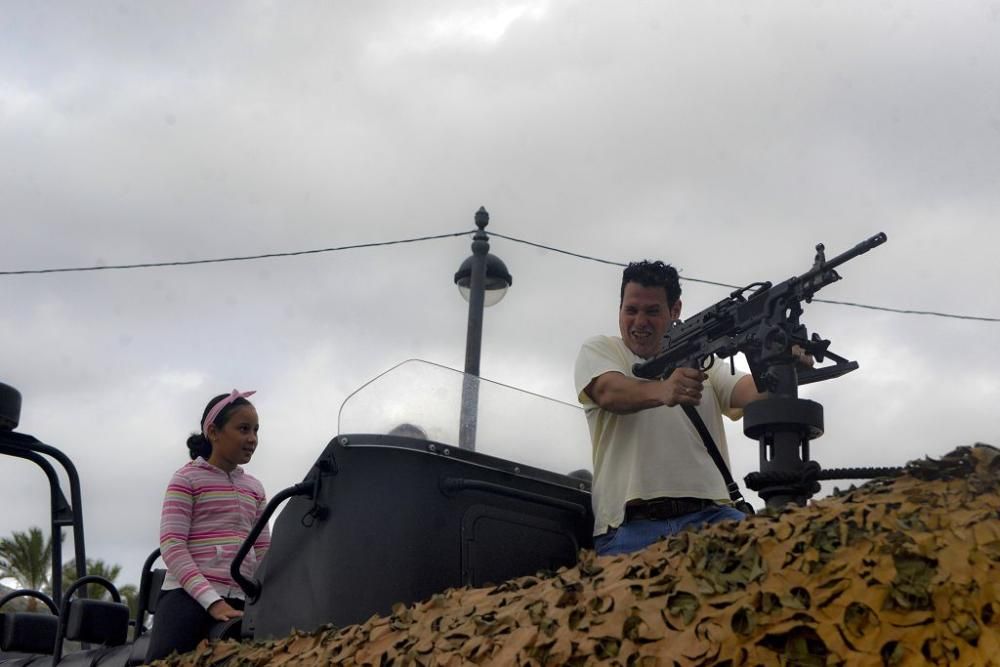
[823,232,887,273]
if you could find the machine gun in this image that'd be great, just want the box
[633,232,890,508]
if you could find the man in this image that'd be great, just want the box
[574,260,769,556]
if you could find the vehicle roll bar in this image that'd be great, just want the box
[231,481,315,602]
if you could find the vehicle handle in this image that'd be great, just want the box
[230,481,313,602]
[0,589,59,615]
[54,575,122,663]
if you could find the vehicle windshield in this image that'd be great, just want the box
[338,359,592,480]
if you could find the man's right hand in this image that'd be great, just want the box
[208,599,243,621]
[661,367,707,407]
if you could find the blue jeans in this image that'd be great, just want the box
[594,505,746,556]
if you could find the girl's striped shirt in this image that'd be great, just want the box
[159,457,271,610]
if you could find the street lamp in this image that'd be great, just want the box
[454,207,512,450]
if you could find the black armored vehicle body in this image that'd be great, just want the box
[0,361,595,664]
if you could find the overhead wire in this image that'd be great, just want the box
[0,231,471,275]
[1,229,997,323]
[488,232,1000,323]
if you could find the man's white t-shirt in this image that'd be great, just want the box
[574,335,747,536]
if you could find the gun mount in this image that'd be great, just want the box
[634,233,889,508]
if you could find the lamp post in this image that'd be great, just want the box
[454,207,512,451]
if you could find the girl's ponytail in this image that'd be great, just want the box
[186,433,212,461]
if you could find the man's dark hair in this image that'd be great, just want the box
[620,260,681,307]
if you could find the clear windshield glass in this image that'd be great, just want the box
[338,359,592,479]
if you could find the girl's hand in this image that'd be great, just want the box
[208,600,244,621]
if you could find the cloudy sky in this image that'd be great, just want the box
[2,1,999,591]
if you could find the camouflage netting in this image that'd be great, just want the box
[158,445,1000,666]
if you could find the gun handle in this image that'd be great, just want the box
[797,361,859,386]
[632,360,677,380]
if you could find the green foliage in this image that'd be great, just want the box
[0,527,52,609]
[0,528,137,619]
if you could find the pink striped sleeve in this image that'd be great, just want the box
[159,469,222,610]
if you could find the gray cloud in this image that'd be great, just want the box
[3,1,999,590]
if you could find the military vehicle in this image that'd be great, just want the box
[0,233,898,664]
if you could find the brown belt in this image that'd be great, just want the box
[624,497,717,522]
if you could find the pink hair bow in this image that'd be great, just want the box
[202,389,257,436]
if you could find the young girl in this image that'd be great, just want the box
[147,390,271,661]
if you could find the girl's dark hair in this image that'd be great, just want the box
[186,394,253,461]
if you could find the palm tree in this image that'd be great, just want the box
[62,559,139,619]
[0,527,53,611]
